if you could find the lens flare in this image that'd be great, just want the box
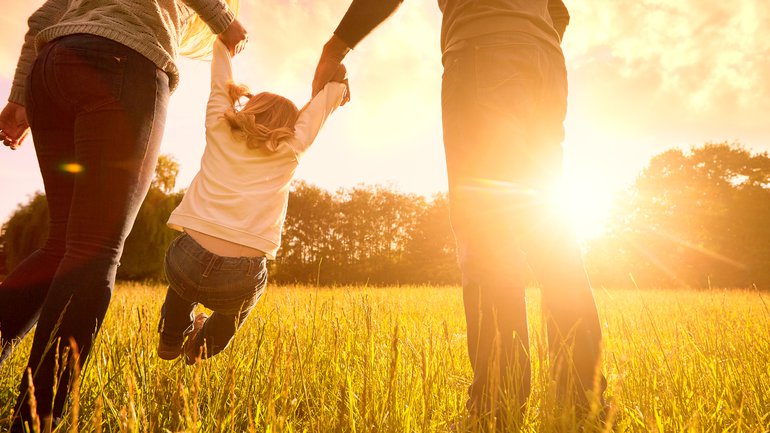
[60,163,84,174]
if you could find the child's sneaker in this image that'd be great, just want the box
[184,312,209,365]
[157,339,183,361]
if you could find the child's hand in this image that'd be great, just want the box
[331,64,351,105]
[331,64,347,83]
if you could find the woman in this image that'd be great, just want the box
[0,0,247,430]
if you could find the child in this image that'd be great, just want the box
[157,37,348,364]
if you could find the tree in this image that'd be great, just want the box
[274,181,338,283]
[402,193,460,284]
[2,155,181,280]
[151,155,180,194]
[2,192,49,272]
[587,142,770,289]
[118,155,182,279]
[273,182,460,285]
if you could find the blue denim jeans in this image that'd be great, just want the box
[158,233,267,358]
[1,34,169,429]
[441,32,603,409]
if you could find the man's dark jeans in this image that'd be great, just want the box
[0,34,169,428]
[158,233,267,358]
[441,32,604,411]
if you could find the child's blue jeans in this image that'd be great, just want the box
[158,233,267,358]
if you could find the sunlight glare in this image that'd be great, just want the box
[547,175,613,242]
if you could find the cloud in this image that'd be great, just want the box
[566,0,770,122]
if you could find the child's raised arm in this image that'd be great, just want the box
[288,75,348,159]
[206,38,234,126]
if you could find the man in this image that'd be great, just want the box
[312,0,605,423]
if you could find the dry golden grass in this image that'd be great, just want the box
[1,283,769,432]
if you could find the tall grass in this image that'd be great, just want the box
[1,284,769,432]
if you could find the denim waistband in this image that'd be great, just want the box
[442,31,560,65]
[173,233,267,272]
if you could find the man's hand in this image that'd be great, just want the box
[330,64,351,106]
[0,102,30,150]
[312,35,351,104]
[219,18,248,56]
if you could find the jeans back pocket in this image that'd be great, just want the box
[52,40,127,112]
[475,42,543,120]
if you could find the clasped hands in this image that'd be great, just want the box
[312,35,352,106]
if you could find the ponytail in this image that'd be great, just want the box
[223,83,299,151]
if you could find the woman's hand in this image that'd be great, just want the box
[219,18,248,56]
[0,102,30,150]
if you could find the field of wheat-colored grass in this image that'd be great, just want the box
[1,283,769,432]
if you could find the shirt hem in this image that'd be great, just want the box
[168,213,279,260]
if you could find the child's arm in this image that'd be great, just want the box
[288,75,348,158]
[206,38,234,126]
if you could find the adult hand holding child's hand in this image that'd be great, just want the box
[331,64,351,106]
[312,35,351,105]
[219,18,248,56]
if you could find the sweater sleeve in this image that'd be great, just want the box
[9,0,70,105]
[333,0,403,49]
[548,0,570,41]
[206,39,233,126]
[287,82,346,158]
[180,0,234,34]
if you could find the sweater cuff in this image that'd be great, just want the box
[8,86,26,106]
[201,2,235,34]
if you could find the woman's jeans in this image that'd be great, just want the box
[0,34,169,427]
[441,32,604,410]
[158,233,267,358]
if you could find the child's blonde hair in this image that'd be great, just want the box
[223,83,299,151]
[179,0,240,59]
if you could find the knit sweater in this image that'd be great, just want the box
[9,0,235,105]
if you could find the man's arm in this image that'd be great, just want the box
[333,0,403,49]
[548,0,570,41]
[311,0,403,98]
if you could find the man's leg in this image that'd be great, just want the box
[523,46,604,404]
[441,33,546,413]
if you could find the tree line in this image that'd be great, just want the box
[587,142,770,289]
[3,142,770,289]
[1,156,460,285]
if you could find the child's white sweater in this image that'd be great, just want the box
[168,40,346,259]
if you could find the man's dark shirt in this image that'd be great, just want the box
[334,0,569,56]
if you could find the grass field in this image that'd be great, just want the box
[1,283,769,432]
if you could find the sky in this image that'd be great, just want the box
[1,0,769,240]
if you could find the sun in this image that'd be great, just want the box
[547,172,615,242]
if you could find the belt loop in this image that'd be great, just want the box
[202,255,216,278]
